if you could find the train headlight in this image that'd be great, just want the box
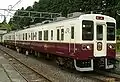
[109,45,112,49]
[108,44,115,49]
[82,44,92,50]
[87,46,90,49]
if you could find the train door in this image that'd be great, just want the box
[94,23,107,57]
[56,26,65,53]
[69,26,75,56]
[56,26,64,42]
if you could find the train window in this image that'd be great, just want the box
[57,29,60,40]
[61,29,64,40]
[28,33,30,39]
[35,32,37,40]
[31,33,33,40]
[33,33,35,40]
[32,33,34,40]
[13,35,15,40]
[25,33,27,40]
[82,20,93,40]
[97,25,103,40]
[19,34,20,40]
[23,34,24,40]
[107,22,115,41]
[71,26,74,39]
[51,30,53,40]
[39,31,42,40]
[31,33,32,40]
[44,30,48,40]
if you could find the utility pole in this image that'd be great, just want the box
[7,0,22,15]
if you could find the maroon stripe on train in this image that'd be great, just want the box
[4,40,94,60]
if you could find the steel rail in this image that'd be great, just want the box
[94,70,120,82]
[0,48,52,82]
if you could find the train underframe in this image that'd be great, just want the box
[4,44,116,71]
[47,56,116,71]
[75,57,117,71]
[68,58,115,71]
[15,47,116,71]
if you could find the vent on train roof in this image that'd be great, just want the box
[41,20,52,24]
[54,17,66,21]
[29,25,35,28]
[67,12,84,18]
[35,23,42,26]
[29,23,42,28]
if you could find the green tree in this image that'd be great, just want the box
[9,0,120,29]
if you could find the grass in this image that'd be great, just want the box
[116,41,120,52]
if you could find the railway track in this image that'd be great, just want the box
[0,48,52,82]
[0,45,120,82]
[65,66,120,82]
[55,65,120,82]
[84,72,119,82]
[94,70,120,82]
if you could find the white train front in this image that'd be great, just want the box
[2,13,116,71]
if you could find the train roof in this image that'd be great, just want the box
[27,13,115,29]
[80,14,116,22]
[6,13,116,33]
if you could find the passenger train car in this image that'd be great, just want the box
[2,13,116,71]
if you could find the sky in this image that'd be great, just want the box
[0,0,39,22]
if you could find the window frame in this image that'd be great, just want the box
[82,20,94,40]
[71,26,74,39]
[44,30,48,40]
[96,25,103,40]
[25,33,27,40]
[38,31,42,40]
[57,29,60,40]
[23,33,24,40]
[61,29,64,40]
[107,22,115,41]
[51,30,53,40]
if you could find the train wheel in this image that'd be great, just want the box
[56,57,65,66]
[35,51,37,57]
[16,47,20,53]
[6,45,8,48]
[65,59,74,69]
[45,54,52,60]
[21,48,25,54]
[37,52,41,58]
[30,50,34,55]
[56,57,74,69]
[25,50,29,56]
[35,51,41,57]
[17,48,20,53]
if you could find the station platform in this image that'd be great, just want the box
[0,54,27,82]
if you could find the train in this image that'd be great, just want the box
[1,13,116,71]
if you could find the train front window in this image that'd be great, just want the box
[82,20,93,40]
[107,22,115,41]
[97,25,103,40]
